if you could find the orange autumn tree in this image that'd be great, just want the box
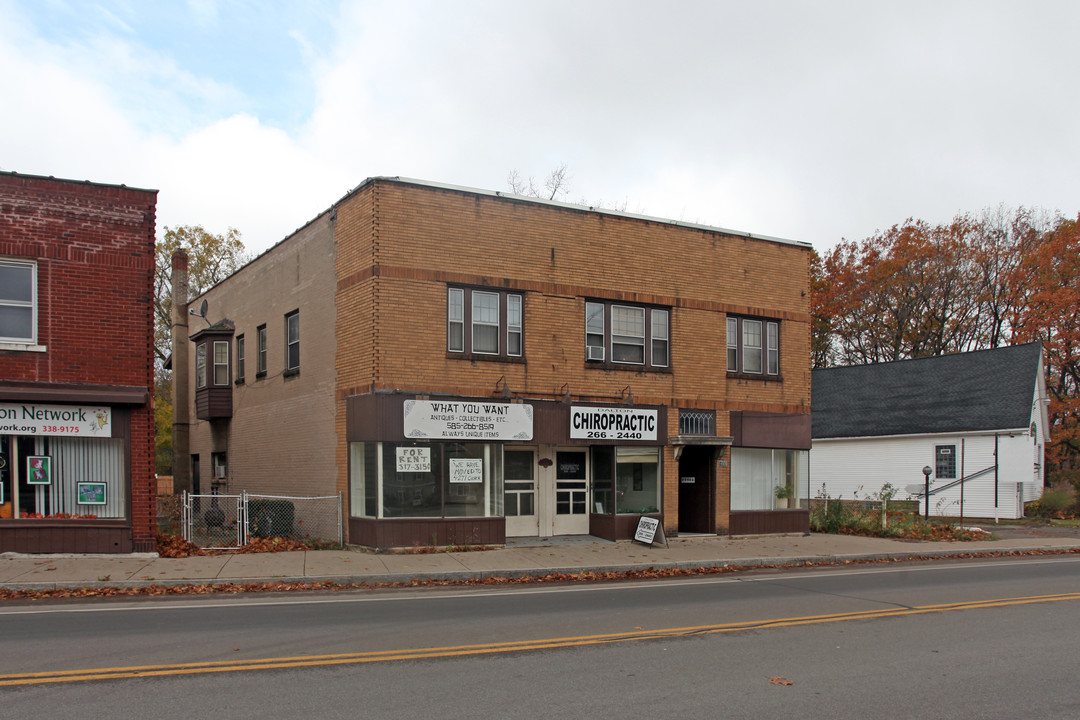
[1011,215,1080,472]
[813,206,1078,476]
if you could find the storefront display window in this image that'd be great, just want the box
[0,435,126,519]
[591,446,614,513]
[615,446,660,514]
[730,448,809,510]
[348,441,503,519]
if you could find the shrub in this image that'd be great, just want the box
[1028,482,1077,518]
[248,499,296,538]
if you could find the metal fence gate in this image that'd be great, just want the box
[182,492,245,549]
[181,491,343,549]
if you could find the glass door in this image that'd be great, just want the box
[552,449,589,536]
[503,448,538,537]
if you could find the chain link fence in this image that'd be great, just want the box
[244,492,342,546]
[175,491,343,549]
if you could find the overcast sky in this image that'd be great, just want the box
[2,0,1078,256]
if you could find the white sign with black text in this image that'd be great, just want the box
[396,447,431,473]
[449,458,483,484]
[569,406,658,441]
[0,403,112,438]
[403,400,533,441]
[634,516,662,545]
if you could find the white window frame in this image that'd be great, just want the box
[767,321,779,375]
[0,259,37,346]
[472,291,500,355]
[726,317,738,372]
[447,287,523,359]
[285,310,300,371]
[507,294,522,357]
[742,319,763,374]
[213,340,229,386]
[447,288,464,352]
[650,308,669,368]
[257,325,267,376]
[236,335,245,382]
[611,305,646,365]
[195,343,207,389]
[727,316,780,377]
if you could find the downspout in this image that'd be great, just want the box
[993,434,999,524]
[171,249,192,494]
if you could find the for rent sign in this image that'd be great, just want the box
[0,403,112,437]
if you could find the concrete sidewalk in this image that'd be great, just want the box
[3,530,1080,593]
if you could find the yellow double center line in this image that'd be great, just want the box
[4,591,1079,687]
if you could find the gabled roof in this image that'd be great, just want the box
[812,343,1043,439]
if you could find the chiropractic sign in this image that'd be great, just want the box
[569,406,658,441]
[403,400,533,441]
[0,403,112,438]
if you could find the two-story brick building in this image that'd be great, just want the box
[0,171,158,553]
[180,177,811,547]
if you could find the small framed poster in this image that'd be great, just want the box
[27,456,52,485]
[77,481,107,505]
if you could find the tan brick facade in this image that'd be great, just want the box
[181,177,811,546]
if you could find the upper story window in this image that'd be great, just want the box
[236,335,245,383]
[585,300,669,370]
[447,287,524,360]
[727,316,780,377]
[0,259,36,345]
[256,324,267,377]
[285,310,300,373]
[196,340,230,389]
[213,341,229,385]
[195,343,207,389]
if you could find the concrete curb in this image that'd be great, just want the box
[2,544,1077,593]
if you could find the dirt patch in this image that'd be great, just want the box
[975,523,1080,540]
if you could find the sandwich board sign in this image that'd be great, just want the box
[634,516,667,547]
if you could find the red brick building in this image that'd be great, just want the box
[0,171,158,553]
[181,177,811,548]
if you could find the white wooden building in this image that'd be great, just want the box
[811,343,1049,520]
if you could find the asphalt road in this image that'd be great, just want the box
[2,556,1079,718]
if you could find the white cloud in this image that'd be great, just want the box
[3,0,1080,256]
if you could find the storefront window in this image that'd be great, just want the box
[730,448,809,510]
[591,446,614,514]
[0,435,126,520]
[615,447,660,514]
[349,443,379,518]
[348,441,503,519]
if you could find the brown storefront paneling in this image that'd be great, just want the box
[590,513,664,542]
[729,510,809,535]
[730,412,811,450]
[0,521,133,553]
[349,517,505,549]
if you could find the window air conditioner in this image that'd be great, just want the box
[587,345,605,362]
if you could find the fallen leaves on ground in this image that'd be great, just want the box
[769,677,794,686]
[154,534,332,558]
[1,547,1077,602]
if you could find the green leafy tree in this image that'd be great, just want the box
[153,225,247,474]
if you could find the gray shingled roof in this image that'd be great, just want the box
[812,343,1042,439]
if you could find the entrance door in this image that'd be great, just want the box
[505,447,591,537]
[504,448,538,537]
[551,449,590,535]
[678,446,714,534]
